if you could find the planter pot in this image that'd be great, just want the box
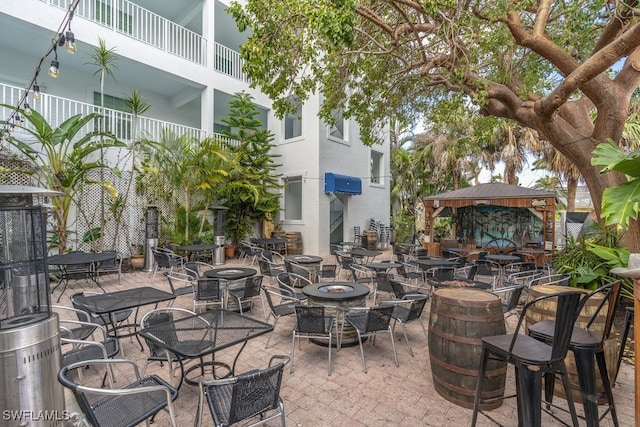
[225,246,236,258]
[129,255,144,269]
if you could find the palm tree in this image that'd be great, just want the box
[2,107,125,253]
[87,38,119,250]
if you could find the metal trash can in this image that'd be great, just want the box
[214,236,226,265]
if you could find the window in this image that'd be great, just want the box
[283,176,303,221]
[284,97,302,139]
[328,109,345,140]
[371,151,383,185]
[93,93,132,140]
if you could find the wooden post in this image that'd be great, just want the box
[635,279,639,426]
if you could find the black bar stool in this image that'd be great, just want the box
[616,306,634,381]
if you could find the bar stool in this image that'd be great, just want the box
[528,280,622,427]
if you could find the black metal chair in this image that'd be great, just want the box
[94,250,122,284]
[291,305,336,375]
[528,280,623,427]
[196,355,290,427]
[471,289,586,427]
[371,272,396,305]
[263,285,300,348]
[343,305,399,373]
[150,247,183,278]
[164,271,195,305]
[139,307,200,384]
[59,318,120,384]
[395,262,422,286]
[276,272,310,301]
[184,260,216,280]
[381,294,429,357]
[492,283,528,325]
[227,275,267,319]
[70,291,133,336]
[193,277,224,313]
[317,262,337,281]
[58,358,178,427]
[257,257,285,285]
[284,259,313,282]
[530,273,572,287]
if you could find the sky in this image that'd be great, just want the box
[476,157,550,188]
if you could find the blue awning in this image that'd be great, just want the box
[324,173,362,195]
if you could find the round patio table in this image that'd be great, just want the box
[365,262,401,273]
[285,255,323,265]
[302,282,370,346]
[203,267,257,281]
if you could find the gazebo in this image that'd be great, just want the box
[423,183,556,253]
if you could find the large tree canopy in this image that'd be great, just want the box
[229,0,640,250]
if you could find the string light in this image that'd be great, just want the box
[1,0,80,138]
[32,83,41,100]
[48,47,60,78]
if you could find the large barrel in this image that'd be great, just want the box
[285,232,303,255]
[428,288,507,410]
[361,230,378,251]
[526,285,618,404]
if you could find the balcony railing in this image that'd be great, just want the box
[45,0,207,65]
[1,82,206,145]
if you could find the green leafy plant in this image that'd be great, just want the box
[592,140,640,229]
[554,226,632,299]
[1,106,125,253]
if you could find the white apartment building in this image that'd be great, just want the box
[0,0,390,256]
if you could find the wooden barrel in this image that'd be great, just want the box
[526,285,618,404]
[361,230,378,251]
[428,288,507,410]
[285,232,303,255]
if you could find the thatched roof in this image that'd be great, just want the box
[424,183,555,200]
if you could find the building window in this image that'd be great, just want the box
[93,93,132,140]
[328,109,345,140]
[371,150,383,185]
[283,176,303,220]
[284,97,302,140]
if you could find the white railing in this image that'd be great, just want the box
[0,83,205,144]
[45,0,206,65]
[215,43,247,81]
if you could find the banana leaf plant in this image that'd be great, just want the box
[1,106,126,253]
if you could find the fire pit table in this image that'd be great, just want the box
[302,282,370,346]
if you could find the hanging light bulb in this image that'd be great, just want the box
[32,84,41,100]
[64,30,76,54]
[24,102,32,116]
[15,115,23,126]
[48,59,59,78]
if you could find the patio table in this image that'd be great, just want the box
[176,243,219,263]
[139,309,273,389]
[71,286,176,350]
[49,251,118,302]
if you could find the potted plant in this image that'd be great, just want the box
[129,243,145,269]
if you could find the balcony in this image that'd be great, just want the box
[0,82,212,146]
[43,0,249,82]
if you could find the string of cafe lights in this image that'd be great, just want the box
[1,0,80,141]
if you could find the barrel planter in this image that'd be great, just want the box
[361,230,378,251]
[285,232,303,255]
[428,288,507,410]
[526,284,618,404]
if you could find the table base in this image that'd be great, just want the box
[184,360,232,386]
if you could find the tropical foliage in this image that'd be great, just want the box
[228,0,640,252]
[0,107,125,253]
[220,92,282,246]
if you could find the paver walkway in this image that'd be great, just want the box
[55,249,635,426]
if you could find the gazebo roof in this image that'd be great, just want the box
[424,183,555,201]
